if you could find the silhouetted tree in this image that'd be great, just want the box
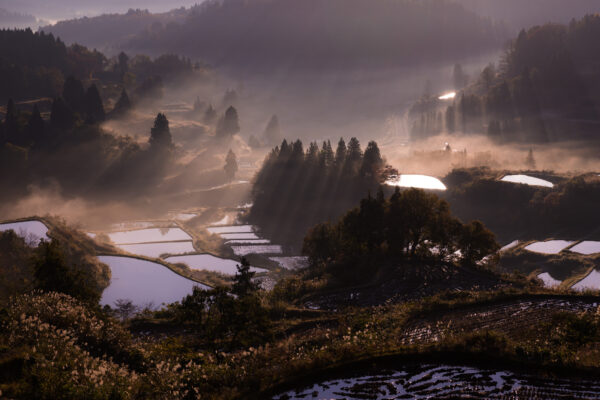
[360,141,383,178]
[224,149,238,181]
[111,89,131,118]
[149,113,172,148]
[335,137,347,167]
[263,115,281,145]
[50,98,74,130]
[62,76,85,114]
[203,103,217,124]
[216,106,240,138]
[117,51,129,81]
[84,84,105,123]
[232,257,259,297]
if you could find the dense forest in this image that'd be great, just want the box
[411,15,600,143]
[43,0,508,71]
[0,29,200,102]
[453,0,600,31]
[248,137,384,248]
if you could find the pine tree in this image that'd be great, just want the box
[26,105,44,143]
[335,137,347,166]
[360,141,383,178]
[217,106,240,138]
[149,113,172,148]
[204,104,217,124]
[111,89,131,117]
[84,84,105,123]
[224,149,238,181]
[62,76,85,114]
[319,140,334,168]
[232,257,259,297]
[50,98,74,130]
[4,99,18,143]
[263,115,281,145]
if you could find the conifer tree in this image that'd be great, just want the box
[335,137,347,166]
[84,84,105,123]
[50,98,74,130]
[224,149,238,181]
[217,106,240,137]
[111,89,131,117]
[149,113,172,148]
[62,76,85,114]
[263,115,281,145]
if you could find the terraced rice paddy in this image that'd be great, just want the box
[220,232,260,240]
[500,240,519,252]
[232,245,283,256]
[207,225,254,234]
[269,257,309,270]
[0,220,49,244]
[274,364,600,399]
[116,241,195,258]
[401,298,598,345]
[524,240,574,254]
[165,254,267,275]
[537,272,562,288]
[385,174,447,190]
[572,270,600,292]
[225,239,271,244]
[569,241,600,255]
[501,174,554,188]
[108,227,192,244]
[99,255,208,309]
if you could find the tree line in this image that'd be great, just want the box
[248,137,384,247]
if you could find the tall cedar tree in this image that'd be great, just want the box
[84,84,105,123]
[217,106,240,137]
[224,149,238,181]
[149,113,172,148]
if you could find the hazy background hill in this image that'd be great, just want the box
[454,0,600,31]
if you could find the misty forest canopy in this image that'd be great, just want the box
[60,0,509,71]
[0,29,201,101]
[411,15,600,143]
[249,137,384,247]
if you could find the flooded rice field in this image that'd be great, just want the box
[570,241,600,255]
[572,269,600,292]
[116,241,196,258]
[537,272,562,288]
[207,224,254,234]
[501,175,554,188]
[232,245,283,256]
[385,174,447,190]
[274,364,600,399]
[99,255,208,309]
[108,227,192,244]
[524,240,574,254]
[165,254,267,275]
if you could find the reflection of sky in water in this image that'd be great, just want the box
[525,240,574,254]
[570,241,600,255]
[501,175,553,188]
[572,270,600,292]
[386,175,447,190]
[537,272,562,288]
[166,254,267,275]
[116,241,195,258]
[99,255,208,309]
[108,228,192,244]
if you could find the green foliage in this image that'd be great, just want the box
[303,188,499,283]
[33,239,102,304]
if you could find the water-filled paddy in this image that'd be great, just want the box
[569,241,600,255]
[385,174,447,190]
[225,239,271,244]
[500,240,519,252]
[207,225,254,234]
[572,270,600,292]
[524,240,574,254]
[269,256,309,270]
[108,228,192,244]
[231,245,283,256]
[116,241,195,258]
[537,272,562,288]
[501,174,554,188]
[220,232,260,240]
[165,254,267,275]
[98,255,208,309]
[0,220,49,244]
[274,364,600,399]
